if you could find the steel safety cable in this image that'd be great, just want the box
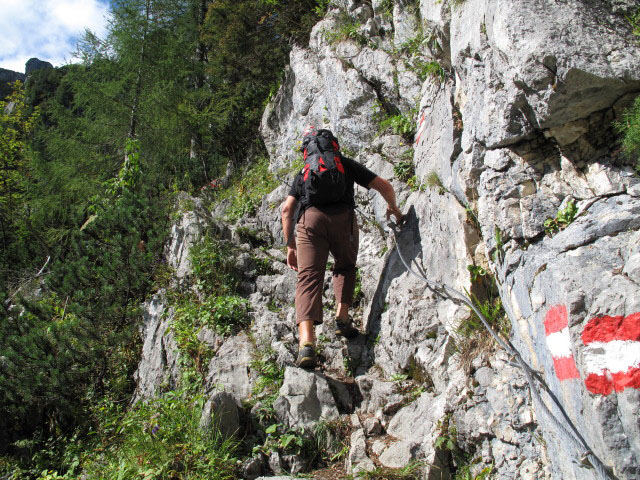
[274,173,612,478]
[378,217,612,480]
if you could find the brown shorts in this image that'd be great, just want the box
[295,207,359,325]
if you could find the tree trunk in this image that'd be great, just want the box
[126,0,151,164]
[190,0,209,181]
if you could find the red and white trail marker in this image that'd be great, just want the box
[582,313,640,395]
[544,305,581,381]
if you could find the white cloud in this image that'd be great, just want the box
[0,0,111,73]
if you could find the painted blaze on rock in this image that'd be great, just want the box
[544,306,640,395]
[544,305,580,381]
[582,313,640,395]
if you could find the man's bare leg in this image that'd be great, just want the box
[298,320,315,347]
[336,302,350,320]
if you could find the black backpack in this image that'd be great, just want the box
[300,129,347,206]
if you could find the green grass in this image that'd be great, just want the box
[425,171,446,194]
[323,7,371,47]
[407,175,426,192]
[349,461,424,479]
[80,389,238,480]
[248,344,285,423]
[414,60,446,82]
[7,389,240,480]
[209,156,278,222]
[615,94,640,174]
[167,234,251,374]
[627,9,640,39]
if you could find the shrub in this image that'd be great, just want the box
[392,151,415,183]
[190,235,242,296]
[544,199,577,236]
[169,235,250,373]
[379,113,415,137]
[627,9,640,39]
[407,175,426,192]
[414,60,446,82]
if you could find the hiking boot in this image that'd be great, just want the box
[296,342,317,369]
[334,316,359,339]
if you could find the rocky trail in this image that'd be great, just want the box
[132,1,640,478]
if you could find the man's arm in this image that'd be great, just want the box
[368,176,404,223]
[281,195,298,271]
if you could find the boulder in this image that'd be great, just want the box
[199,391,242,438]
[273,367,339,430]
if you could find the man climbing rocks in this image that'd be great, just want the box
[281,127,404,369]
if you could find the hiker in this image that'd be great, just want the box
[281,127,404,369]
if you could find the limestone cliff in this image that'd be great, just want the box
[134,1,640,479]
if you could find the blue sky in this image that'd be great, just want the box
[0,0,112,73]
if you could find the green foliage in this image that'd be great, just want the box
[467,264,488,284]
[379,0,395,18]
[343,354,359,376]
[353,269,364,307]
[417,60,446,82]
[407,175,426,192]
[168,234,250,374]
[1,157,167,447]
[1,0,325,474]
[380,114,415,136]
[211,157,278,222]
[458,294,508,338]
[615,94,640,173]
[323,7,371,47]
[457,260,509,344]
[435,0,466,7]
[253,423,307,456]
[434,415,491,480]
[190,235,243,296]
[0,81,40,276]
[201,0,324,166]
[492,227,504,264]
[79,389,238,479]
[313,0,332,17]
[544,199,578,236]
[626,9,640,39]
[253,418,350,469]
[249,344,285,423]
[393,159,415,183]
[394,27,446,83]
[464,203,480,231]
[311,418,351,463]
[171,294,250,371]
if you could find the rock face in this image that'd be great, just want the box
[0,68,25,85]
[25,58,53,75]
[133,1,640,478]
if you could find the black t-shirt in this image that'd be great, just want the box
[288,156,377,221]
